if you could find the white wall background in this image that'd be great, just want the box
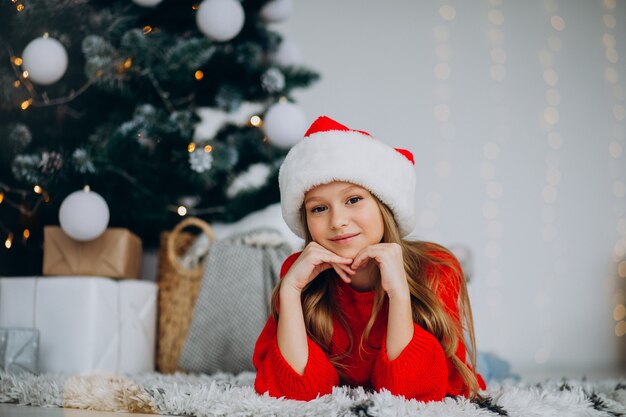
[274,0,626,378]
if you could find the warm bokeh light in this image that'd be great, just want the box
[195,70,204,80]
[188,143,196,153]
[249,115,262,126]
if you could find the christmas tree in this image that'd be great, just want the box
[0,0,318,275]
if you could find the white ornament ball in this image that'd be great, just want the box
[270,39,303,67]
[196,0,245,42]
[21,37,68,85]
[260,0,293,23]
[263,102,306,149]
[132,0,162,6]
[59,188,110,241]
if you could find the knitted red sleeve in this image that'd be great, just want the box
[371,322,449,401]
[252,252,340,401]
[371,249,486,400]
[428,250,487,396]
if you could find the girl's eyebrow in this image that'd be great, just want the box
[305,186,365,205]
[304,195,324,205]
[340,185,363,194]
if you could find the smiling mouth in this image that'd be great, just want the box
[330,233,360,244]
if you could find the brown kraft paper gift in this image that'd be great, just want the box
[43,226,142,279]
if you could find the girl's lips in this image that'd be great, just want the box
[330,233,359,244]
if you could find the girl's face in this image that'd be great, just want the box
[304,181,384,259]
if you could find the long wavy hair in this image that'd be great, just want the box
[270,196,482,398]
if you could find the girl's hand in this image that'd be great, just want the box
[282,242,354,293]
[351,243,410,299]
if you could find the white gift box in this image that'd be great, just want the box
[0,276,157,374]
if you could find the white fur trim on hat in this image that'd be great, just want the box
[279,128,416,238]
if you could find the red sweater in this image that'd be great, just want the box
[253,250,486,402]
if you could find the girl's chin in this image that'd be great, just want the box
[324,246,361,260]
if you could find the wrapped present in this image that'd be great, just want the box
[0,327,39,374]
[0,277,157,374]
[43,226,142,279]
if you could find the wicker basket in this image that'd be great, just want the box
[156,216,216,373]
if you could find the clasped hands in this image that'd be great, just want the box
[282,242,410,300]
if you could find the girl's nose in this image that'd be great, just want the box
[330,207,349,229]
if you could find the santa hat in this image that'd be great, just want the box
[278,115,416,238]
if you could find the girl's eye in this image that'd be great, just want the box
[311,206,326,213]
[347,196,362,205]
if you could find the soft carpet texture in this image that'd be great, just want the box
[1,371,625,416]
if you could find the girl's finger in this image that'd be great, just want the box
[332,264,352,283]
[334,262,356,275]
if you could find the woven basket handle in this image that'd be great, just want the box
[166,217,216,277]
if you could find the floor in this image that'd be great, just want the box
[0,404,169,416]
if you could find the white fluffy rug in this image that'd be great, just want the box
[1,371,625,416]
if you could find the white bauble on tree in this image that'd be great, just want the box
[260,0,293,23]
[59,187,110,242]
[270,39,302,67]
[263,102,306,149]
[21,36,68,85]
[196,0,245,42]
[132,0,162,6]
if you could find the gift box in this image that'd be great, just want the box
[43,226,142,279]
[0,277,157,374]
[0,327,39,374]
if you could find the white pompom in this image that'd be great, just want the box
[59,187,110,242]
[260,0,293,23]
[21,37,68,85]
[263,102,306,149]
[196,0,245,42]
[270,39,302,67]
[132,0,162,6]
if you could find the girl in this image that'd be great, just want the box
[253,116,486,402]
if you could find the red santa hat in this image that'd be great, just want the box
[278,115,417,238]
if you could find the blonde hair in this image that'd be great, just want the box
[270,196,482,398]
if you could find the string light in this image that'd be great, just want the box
[13,80,20,88]
[5,234,13,249]
[43,194,50,203]
[123,58,132,69]
[143,26,153,35]
[177,206,188,216]
[250,115,262,127]
[16,4,24,11]
[204,145,212,152]
[192,3,199,10]
[194,70,204,80]
[20,99,32,110]
[0,192,4,204]
[22,70,29,78]
[33,185,43,194]
[13,57,22,66]
[188,143,196,152]
[22,229,30,240]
